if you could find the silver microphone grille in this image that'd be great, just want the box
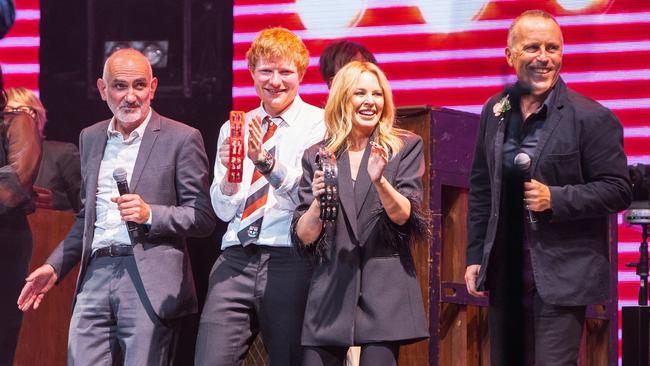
[112,167,128,182]
[514,152,532,171]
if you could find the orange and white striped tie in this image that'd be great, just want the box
[237,116,278,246]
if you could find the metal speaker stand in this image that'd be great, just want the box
[622,208,650,366]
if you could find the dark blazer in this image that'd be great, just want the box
[294,131,429,346]
[47,111,216,319]
[35,140,82,212]
[467,78,632,306]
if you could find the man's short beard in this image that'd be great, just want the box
[116,108,143,124]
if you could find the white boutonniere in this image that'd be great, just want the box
[492,95,511,119]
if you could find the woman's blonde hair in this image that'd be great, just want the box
[6,87,46,137]
[324,61,403,157]
[246,27,310,77]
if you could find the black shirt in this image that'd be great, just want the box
[497,88,554,286]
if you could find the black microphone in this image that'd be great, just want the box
[112,167,140,244]
[514,152,538,231]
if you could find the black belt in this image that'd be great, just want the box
[92,245,133,258]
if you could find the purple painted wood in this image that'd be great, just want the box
[429,107,479,366]
[397,106,480,366]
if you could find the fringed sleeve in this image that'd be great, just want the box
[290,215,332,261]
[374,192,431,249]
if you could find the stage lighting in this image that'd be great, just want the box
[103,40,169,68]
[87,0,191,98]
[556,0,611,12]
[418,0,487,34]
[295,0,366,38]
[625,164,650,225]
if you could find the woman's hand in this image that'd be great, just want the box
[311,169,325,207]
[367,142,388,183]
[296,169,325,245]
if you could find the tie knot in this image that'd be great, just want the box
[263,116,278,139]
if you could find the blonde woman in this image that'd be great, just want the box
[6,87,81,212]
[293,61,429,366]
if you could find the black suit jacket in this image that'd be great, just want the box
[294,131,429,346]
[467,78,632,306]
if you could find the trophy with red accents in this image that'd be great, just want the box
[228,111,245,183]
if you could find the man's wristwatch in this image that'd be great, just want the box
[254,150,275,174]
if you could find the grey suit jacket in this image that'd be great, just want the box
[467,78,632,305]
[294,131,429,346]
[47,111,216,319]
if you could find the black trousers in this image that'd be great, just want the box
[0,214,32,365]
[488,239,586,366]
[195,245,313,366]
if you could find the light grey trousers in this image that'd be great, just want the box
[68,255,178,366]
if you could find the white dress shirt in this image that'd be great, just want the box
[212,95,325,249]
[91,109,152,251]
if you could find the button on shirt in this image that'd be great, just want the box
[501,88,554,250]
[212,95,325,249]
[502,89,554,180]
[92,109,152,252]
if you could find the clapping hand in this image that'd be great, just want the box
[367,142,388,183]
[247,115,265,163]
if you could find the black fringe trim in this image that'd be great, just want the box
[374,193,432,249]
[290,214,333,263]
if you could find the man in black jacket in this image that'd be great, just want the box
[465,9,632,366]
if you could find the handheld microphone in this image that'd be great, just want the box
[112,167,140,243]
[514,152,538,230]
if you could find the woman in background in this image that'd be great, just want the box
[293,61,429,366]
[6,87,81,212]
[0,68,41,365]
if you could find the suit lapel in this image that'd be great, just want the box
[83,121,109,257]
[130,112,161,192]
[354,144,373,218]
[492,105,508,184]
[337,150,359,241]
[85,129,108,209]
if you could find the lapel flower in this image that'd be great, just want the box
[492,94,511,118]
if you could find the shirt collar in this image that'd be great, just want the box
[107,108,153,140]
[541,87,555,110]
[258,94,303,127]
[533,88,555,119]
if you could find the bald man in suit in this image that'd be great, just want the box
[18,49,215,365]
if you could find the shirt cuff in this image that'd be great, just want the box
[265,160,287,189]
